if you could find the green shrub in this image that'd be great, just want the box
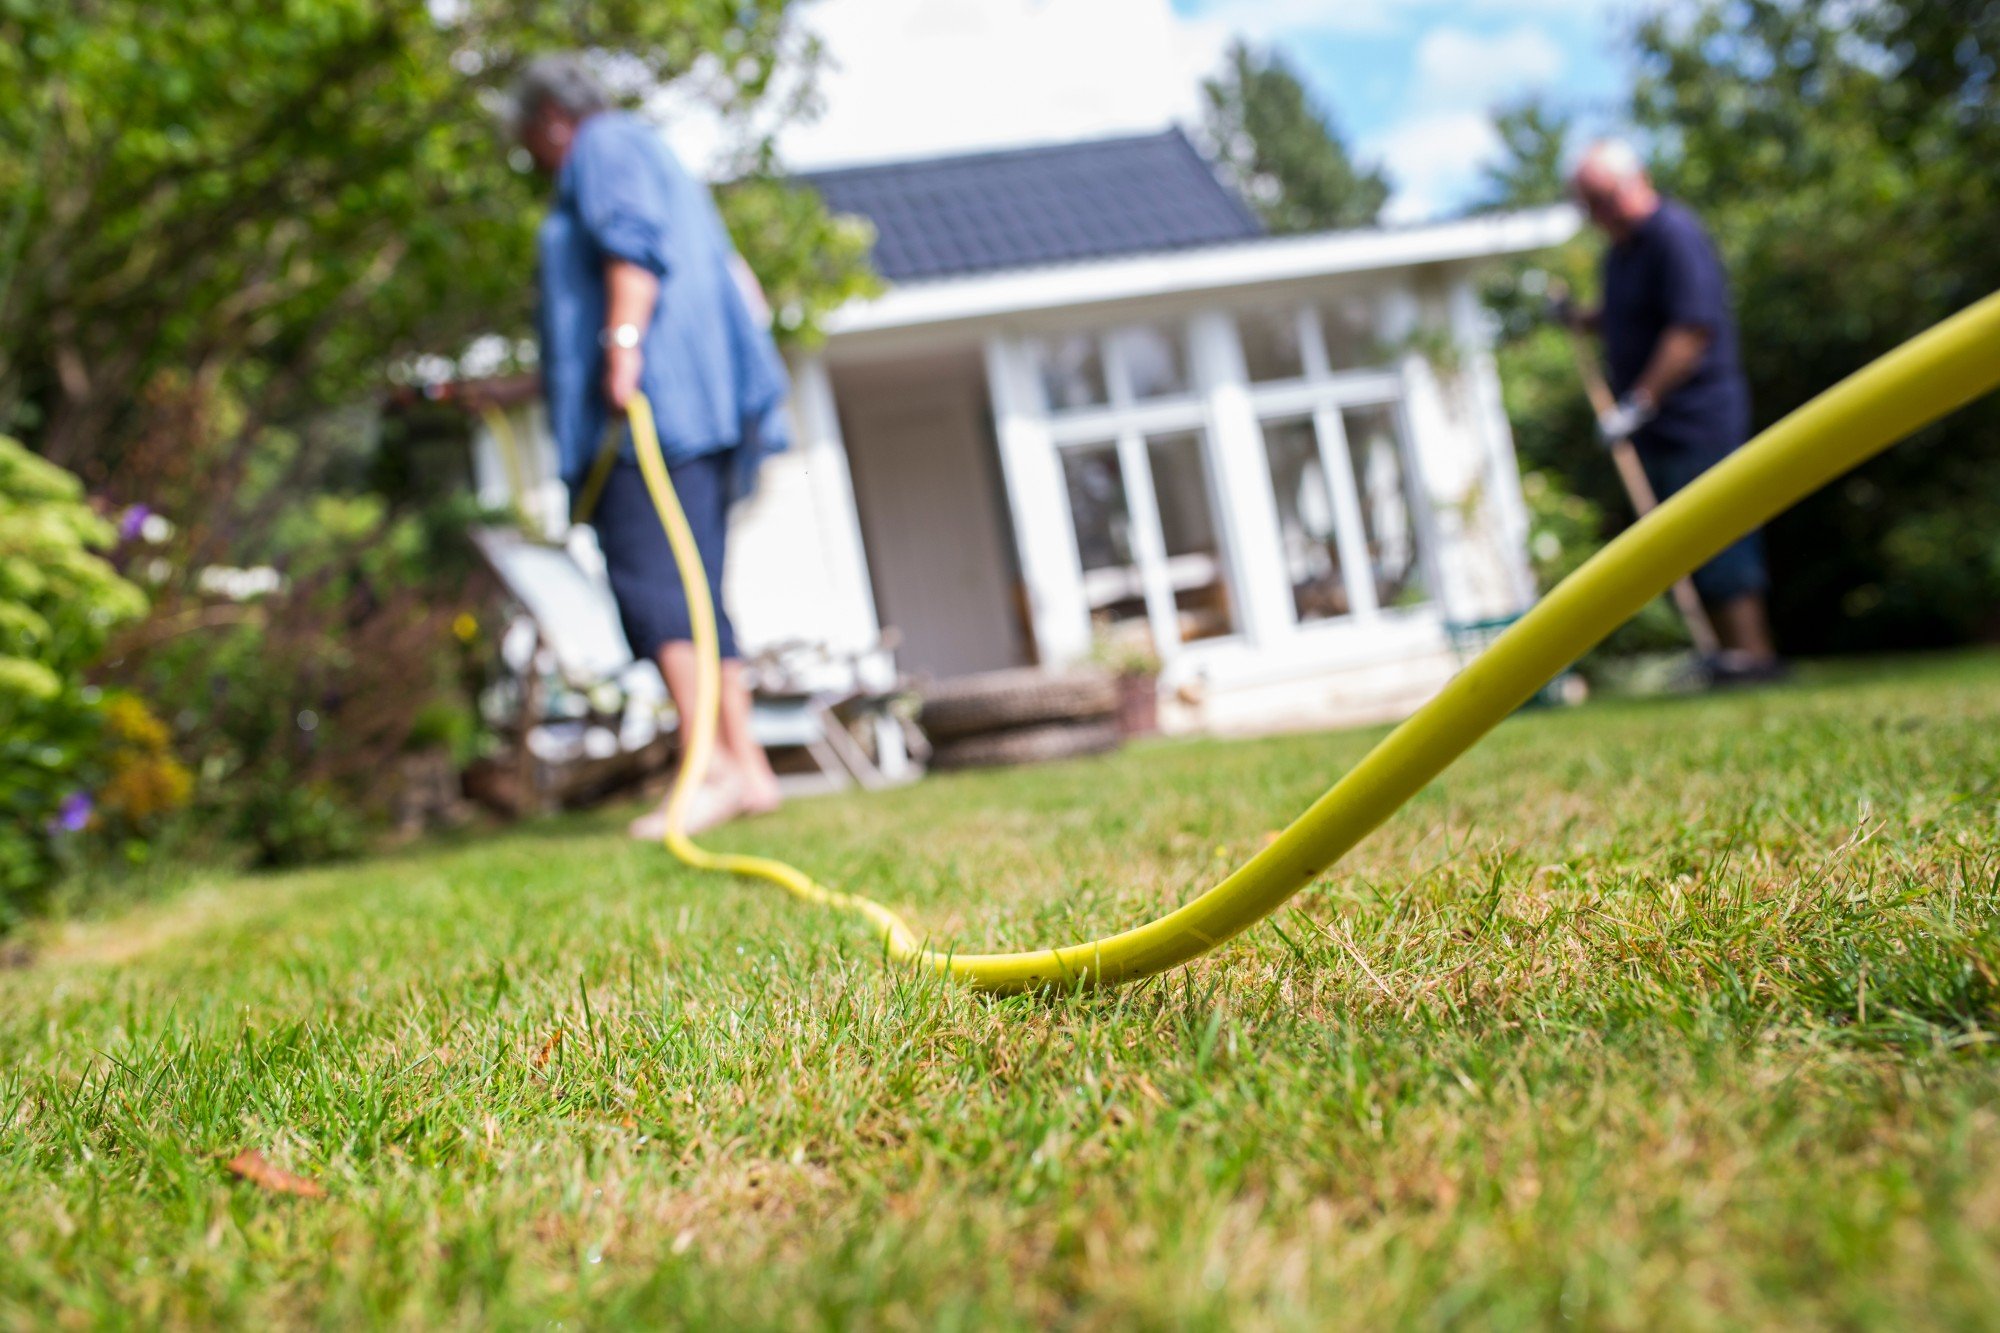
[0,436,147,924]
[1521,469,1690,671]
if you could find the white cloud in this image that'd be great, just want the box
[1413,26,1566,110]
[647,0,1619,223]
[770,0,1230,170]
[1182,0,1629,42]
[1367,110,1502,224]
[1459,0,1629,15]
[1184,0,1404,38]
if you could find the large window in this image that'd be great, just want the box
[1021,298,1431,663]
[1035,321,1236,657]
[1250,400,1426,624]
[1261,416,1350,622]
[1342,404,1426,608]
[1146,431,1233,643]
[1057,430,1236,652]
[1060,442,1147,636]
[1239,296,1432,625]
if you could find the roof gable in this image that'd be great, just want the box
[799,129,1264,284]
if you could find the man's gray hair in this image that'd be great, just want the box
[510,53,610,132]
[1572,138,1648,184]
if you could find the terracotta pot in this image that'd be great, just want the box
[1115,671,1159,738]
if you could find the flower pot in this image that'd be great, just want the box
[1115,671,1159,738]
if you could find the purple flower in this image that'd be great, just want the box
[118,504,152,542]
[50,791,93,835]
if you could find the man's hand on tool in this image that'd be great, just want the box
[1597,391,1655,446]
[1539,277,1595,332]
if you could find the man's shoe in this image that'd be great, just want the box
[1705,654,1790,688]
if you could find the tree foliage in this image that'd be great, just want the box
[1477,98,1574,212]
[0,1,875,886]
[1492,0,2000,652]
[1630,0,2000,650]
[0,0,869,476]
[1202,40,1389,234]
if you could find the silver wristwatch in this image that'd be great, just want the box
[600,322,642,350]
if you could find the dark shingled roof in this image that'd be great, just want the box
[798,129,1264,283]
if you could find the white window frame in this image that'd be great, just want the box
[1238,300,1443,640]
[990,293,1449,677]
[1038,320,1244,664]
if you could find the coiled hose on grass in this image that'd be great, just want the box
[630,290,2000,994]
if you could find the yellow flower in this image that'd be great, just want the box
[103,693,172,750]
[100,753,194,822]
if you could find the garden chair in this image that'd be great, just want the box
[468,524,913,814]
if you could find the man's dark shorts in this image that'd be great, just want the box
[1635,441,1769,605]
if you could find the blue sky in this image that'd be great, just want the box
[709,1,1641,221]
[1170,0,1634,216]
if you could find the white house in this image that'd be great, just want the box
[472,129,1580,735]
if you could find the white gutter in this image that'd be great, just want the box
[824,205,1581,338]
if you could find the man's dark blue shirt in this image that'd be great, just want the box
[1600,198,1750,460]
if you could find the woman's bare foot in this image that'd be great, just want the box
[628,776,750,840]
[737,774,783,818]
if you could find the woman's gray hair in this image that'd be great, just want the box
[509,54,611,132]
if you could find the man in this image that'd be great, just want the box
[512,54,790,835]
[1565,139,1782,681]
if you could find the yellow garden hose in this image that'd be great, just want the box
[629,291,2000,994]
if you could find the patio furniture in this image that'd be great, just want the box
[467,525,916,814]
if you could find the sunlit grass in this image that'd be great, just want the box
[3,653,1997,1328]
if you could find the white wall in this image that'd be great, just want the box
[1378,269,1535,628]
[724,357,884,667]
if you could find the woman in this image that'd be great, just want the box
[512,54,791,835]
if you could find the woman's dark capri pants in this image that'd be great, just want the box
[589,449,740,662]
[1634,436,1769,605]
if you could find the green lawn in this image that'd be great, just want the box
[5,655,2000,1329]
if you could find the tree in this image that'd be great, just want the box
[1477,97,1575,211]
[1489,1,2000,653]
[0,1,874,475]
[1201,41,1389,233]
[0,2,879,877]
[1628,0,2000,650]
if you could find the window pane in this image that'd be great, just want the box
[1319,296,1377,371]
[1343,405,1426,608]
[1121,323,1190,399]
[1260,417,1350,622]
[1146,430,1234,643]
[1061,444,1150,638]
[1034,334,1107,411]
[1238,308,1305,382]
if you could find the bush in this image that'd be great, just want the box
[92,380,491,869]
[0,436,148,924]
[1520,469,1690,672]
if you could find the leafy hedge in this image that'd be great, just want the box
[0,436,148,922]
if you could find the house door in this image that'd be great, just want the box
[836,354,1029,679]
